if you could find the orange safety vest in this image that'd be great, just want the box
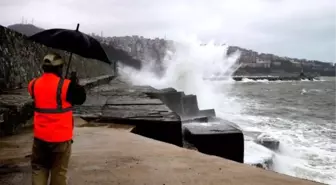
[28,73,73,142]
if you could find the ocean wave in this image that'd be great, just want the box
[118,37,335,184]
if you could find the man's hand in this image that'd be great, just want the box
[70,71,79,84]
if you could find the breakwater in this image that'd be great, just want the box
[205,75,319,81]
[232,76,318,81]
[73,78,245,164]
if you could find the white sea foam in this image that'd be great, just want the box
[118,37,335,184]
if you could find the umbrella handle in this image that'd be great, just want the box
[65,24,80,78]
[65,52,73,78]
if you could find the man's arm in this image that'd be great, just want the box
[66,80,86,105]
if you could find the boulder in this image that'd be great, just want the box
[254,133,280,151]
[244,141,275,170]
[254,155,274,170]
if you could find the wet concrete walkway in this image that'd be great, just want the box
[0,118,321,185]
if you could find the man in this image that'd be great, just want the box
[28,53,86,185]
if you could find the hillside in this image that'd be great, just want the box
[7,24,336,76]
[7,24,171,71]
[7,24,44,36]
[228,46,335,76]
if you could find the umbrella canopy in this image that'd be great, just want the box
[28,28,111,64]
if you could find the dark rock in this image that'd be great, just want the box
[253,155,274,170]
[254,133,280,151]
[183,121,244,163]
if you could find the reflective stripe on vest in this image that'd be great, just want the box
[31,78,73,113]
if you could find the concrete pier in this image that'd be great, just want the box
[232,76,317,81]
[0,121,321,185]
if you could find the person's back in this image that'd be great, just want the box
[28,53,86,185]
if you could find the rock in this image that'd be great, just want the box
[183,120,244,163]
[244,140,275,170]
[254,133,280,151]
[254,155,274,170]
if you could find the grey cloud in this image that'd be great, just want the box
[0,0,334,62]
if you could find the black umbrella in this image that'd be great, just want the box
[28,24,111,78]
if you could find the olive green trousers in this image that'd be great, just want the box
[31,138,72,185]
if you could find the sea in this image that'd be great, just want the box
[118,38,336,185]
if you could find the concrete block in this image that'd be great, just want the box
[182,116,209,123]
[182,95,199,117]
[183,121,244,163]
[131,119,183,147]
[198,109,216,118]
[151,92,185,115]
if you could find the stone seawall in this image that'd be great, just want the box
[0,25,114,89]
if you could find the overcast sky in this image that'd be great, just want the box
[0,0,335,62]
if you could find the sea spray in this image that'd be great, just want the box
[118,36,275,167]
[119,36,241,111]
[118,36,335,184]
